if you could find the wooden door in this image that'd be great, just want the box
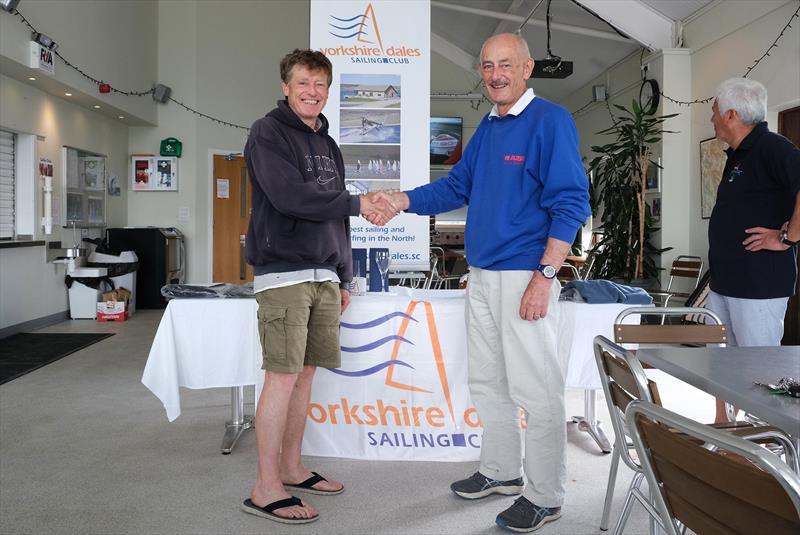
[213,154,253,283]
[779,106,800,345]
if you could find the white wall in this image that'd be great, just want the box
[128,0,309,283]
[566,0,800,284]
[0,75,131,328]
[685,0,800,261]
[0,1,156,329]
[0,0,158,124]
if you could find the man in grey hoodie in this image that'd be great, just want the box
[240,49,394,525]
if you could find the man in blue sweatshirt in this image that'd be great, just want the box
[240,49,394,525]
[380,33,590,532]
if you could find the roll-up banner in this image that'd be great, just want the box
[310,0,430,271]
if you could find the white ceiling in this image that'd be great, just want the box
[431,0,714,102]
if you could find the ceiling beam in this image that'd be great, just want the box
[431,32,479,74]
[572,0,675,50]
[430,0,632,44]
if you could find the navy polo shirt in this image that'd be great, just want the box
[708,122,800,299]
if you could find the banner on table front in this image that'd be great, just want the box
[310,0,430,271]
[303,296,481,461]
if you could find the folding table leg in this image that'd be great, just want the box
[220,386,254,454]
[571,389,612,453]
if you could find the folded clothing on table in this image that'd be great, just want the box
[560,280,653,304]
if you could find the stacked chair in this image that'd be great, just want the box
[627,400,800,535]
[594,306,798,534]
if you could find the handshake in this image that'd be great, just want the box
[359,191,409,226]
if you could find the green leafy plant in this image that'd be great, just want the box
[588,100,677,283]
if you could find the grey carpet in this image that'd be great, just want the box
[0,310,670,534]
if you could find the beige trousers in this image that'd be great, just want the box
[466,268,567,507]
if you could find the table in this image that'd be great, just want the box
[637,346,800,438]
[142,290,635,456]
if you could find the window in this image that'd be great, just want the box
[64,147,106,227]
[0,129,15,240]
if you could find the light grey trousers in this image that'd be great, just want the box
[466,268,567,507]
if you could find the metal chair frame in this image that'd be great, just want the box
[627,401,800,535]
[649,255,703,309]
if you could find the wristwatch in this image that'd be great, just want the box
[780,229,798,247]
[536,264,557,279]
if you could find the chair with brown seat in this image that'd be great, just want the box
[648,255,703,309]
[594,335,665,534]
[627,400,800,535]
[595,313,798,534]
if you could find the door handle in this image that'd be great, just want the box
[239,234,246,280]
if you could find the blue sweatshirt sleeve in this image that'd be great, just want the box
[405,124,483,215]
[535,107,591,243]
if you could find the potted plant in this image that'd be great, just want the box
[588,100,677,286]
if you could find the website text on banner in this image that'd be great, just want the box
[310,0,430,271]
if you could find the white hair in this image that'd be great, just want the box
[715,78,767,125]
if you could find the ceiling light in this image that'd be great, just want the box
[118,116,125,119]
[93,105,101,109]
[28,77,36,81]
[64,92,72,96]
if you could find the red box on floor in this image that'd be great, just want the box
[96,301,128,322]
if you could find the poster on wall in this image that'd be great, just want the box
[131,156,178,191]
[311,0,430,271]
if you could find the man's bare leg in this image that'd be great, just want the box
[280,365,343,492]
[250,371,318,520]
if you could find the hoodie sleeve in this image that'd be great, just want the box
[246,120,360,221]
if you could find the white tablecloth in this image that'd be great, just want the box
[142,291,633,423]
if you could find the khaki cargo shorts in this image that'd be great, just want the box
[255,281,342,373]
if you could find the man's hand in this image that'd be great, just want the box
[360,192,399,226]
[340,288,350,313]
[743,226,789,251]
[519,273,552,321]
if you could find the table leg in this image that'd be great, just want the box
[220,386,254,455]
[571,389,612,454]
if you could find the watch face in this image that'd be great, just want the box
[541,265,556,278]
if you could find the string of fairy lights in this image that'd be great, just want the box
[572,1,800,117]
[12,6,249,130]
[9,3,799,129]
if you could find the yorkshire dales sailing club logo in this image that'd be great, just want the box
[309,300,481,450]
[320,2,422,64]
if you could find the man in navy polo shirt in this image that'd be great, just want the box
[707,77,800,422]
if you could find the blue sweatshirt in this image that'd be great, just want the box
[407,97,590,270]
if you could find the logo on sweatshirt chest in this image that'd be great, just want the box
[305,154,340,185]
[503,154,525,165]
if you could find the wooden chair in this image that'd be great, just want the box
[649,255,703,308]
[627,400,800,535]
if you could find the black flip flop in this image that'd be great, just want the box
[285,471,345,495]
[240,497,319,524]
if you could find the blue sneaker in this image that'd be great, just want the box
[495,496,562,532]
[450,471,524,499]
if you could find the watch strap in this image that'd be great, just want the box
[780,230,798,246]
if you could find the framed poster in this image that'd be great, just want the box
[131,156,178,191]
[700,137,728,219]
[644,157,661,193]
